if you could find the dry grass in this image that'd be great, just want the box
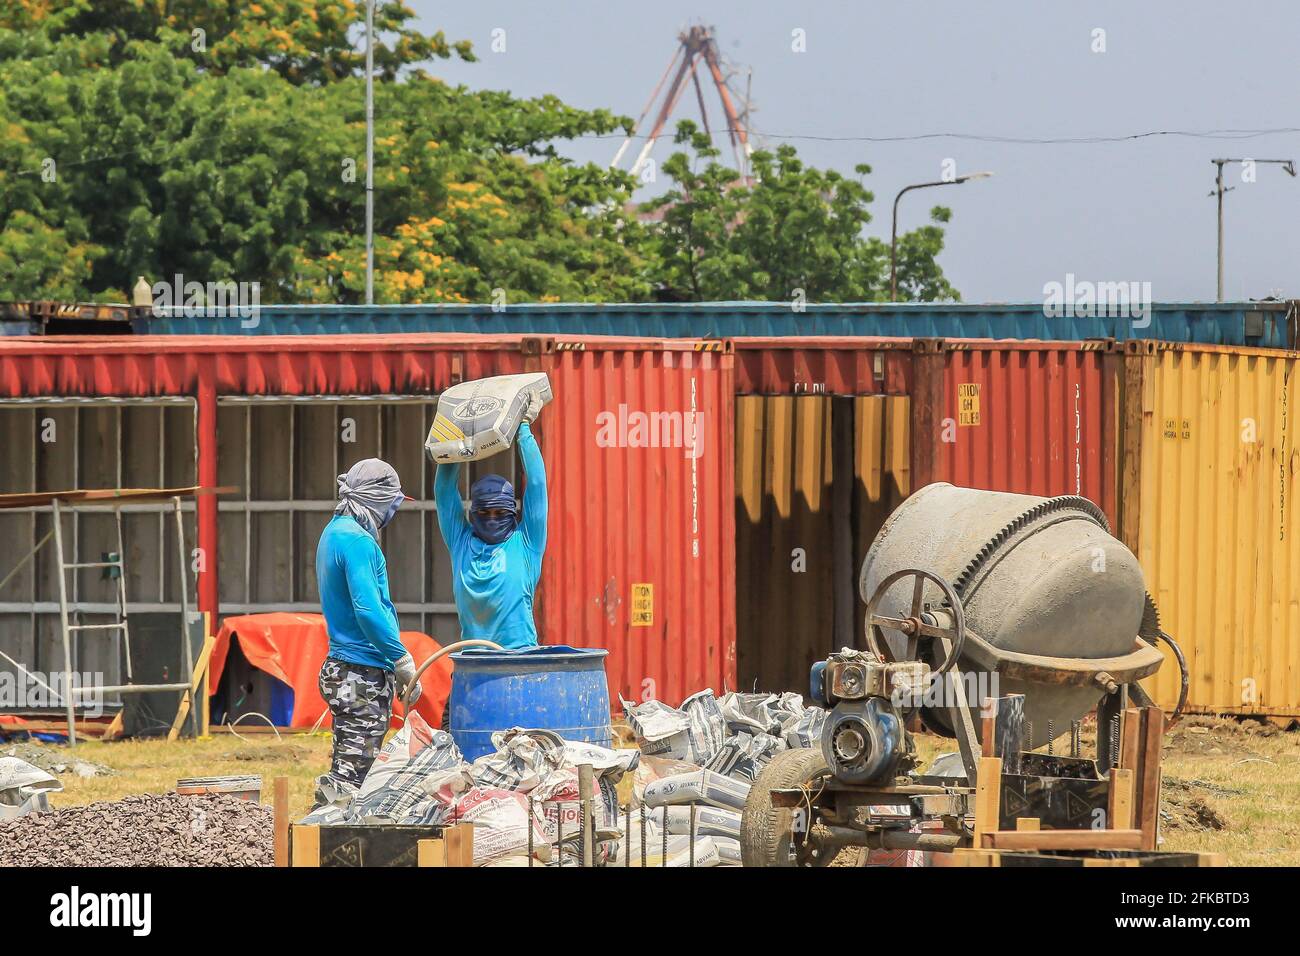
[909,716,1300,866]
[37,733,334,821]
[14,717,1300,865]
[1158,717,1300,865]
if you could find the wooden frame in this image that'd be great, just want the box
[271,775,475,868]
[972,700,1170,856]
[287,823,474,868]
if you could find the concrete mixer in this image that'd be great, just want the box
[740,483,1196,868]
[860,483,1172,751]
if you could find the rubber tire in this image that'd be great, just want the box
[741,747,836,867]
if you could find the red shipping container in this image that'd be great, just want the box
[0,333,736,708]
[733,336,913,395]
[912,339,1121,530]
[539,339,735,704]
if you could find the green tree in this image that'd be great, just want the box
[0,0,472,83]
[641,121,959,303]
[0,7,647,303]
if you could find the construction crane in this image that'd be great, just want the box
[610,25,755,181]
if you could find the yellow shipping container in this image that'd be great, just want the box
[1121,342,1299,720]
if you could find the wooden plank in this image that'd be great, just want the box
[453,823,475,867]
[1138,708,1165,850]
[1015,817,1040,831]
[167,633,214,741]
[951,847,998,868]
[1119,707,1143,771]
[417,839,448,868]
[982,828,1144,851]
[99,711,125,742]
[200,610,211,736]
[973,756,1002,845]
[273,777,289,868]
[291,825,320,868]
[445,823,468,868]
[1108,767,1135,830]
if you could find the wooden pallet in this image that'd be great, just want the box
[270,777,474,868]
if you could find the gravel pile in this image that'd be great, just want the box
[0,793,273,866]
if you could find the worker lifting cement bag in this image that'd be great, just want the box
[425,372,553,463]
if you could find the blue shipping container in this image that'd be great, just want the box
[130,300,1295,348]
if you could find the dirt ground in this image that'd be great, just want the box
[9,715,1300,866]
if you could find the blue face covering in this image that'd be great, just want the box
[469,474,519,545]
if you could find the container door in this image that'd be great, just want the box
[734,394,909,695]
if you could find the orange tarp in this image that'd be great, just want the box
[209,613,453,730]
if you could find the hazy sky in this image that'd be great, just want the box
[406,1,1300,303]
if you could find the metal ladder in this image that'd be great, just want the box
[50,497,133,745]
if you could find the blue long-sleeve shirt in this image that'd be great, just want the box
[316,514,406,669]
[435,420,547,649]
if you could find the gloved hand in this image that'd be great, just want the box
[394,651,422,706]
[523,390,544,424]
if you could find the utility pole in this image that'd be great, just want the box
[890,172,992,302]
[1210,158,1295,302]
[365,0,375,305]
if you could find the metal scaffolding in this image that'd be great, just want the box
[0,486,215,746]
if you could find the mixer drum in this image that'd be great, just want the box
[860,483,1150,749]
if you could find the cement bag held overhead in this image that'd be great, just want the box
[425,373,553,463]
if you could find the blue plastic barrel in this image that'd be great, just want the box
[447,646,613,762]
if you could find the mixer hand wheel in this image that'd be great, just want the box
[864,568,966,675]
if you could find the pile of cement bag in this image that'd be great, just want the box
[0,756,62,821]
[300,688,828,867]
[301,714,638,867]
[618,689,828,866]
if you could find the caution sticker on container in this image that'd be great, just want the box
[630,583,653,627]
[958,383,980,426]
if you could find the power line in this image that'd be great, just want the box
[11,121,1300,181]
[581,125,1300,145]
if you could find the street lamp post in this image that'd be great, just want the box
[1210,158,1295,302]
[890,171,992,302]
[365,0,375,305]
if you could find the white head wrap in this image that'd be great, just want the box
[335,459,406,539]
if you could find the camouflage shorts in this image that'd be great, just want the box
[318,657,395,788]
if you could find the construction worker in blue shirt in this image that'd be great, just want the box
[434,394,547,649]
[313,458,422,806]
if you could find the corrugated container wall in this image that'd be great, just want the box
[538,340,735,705]
[0,335,738,710]
[120,300,1297,348]
[914,341,1121,530]
[1121,343,1300,719]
